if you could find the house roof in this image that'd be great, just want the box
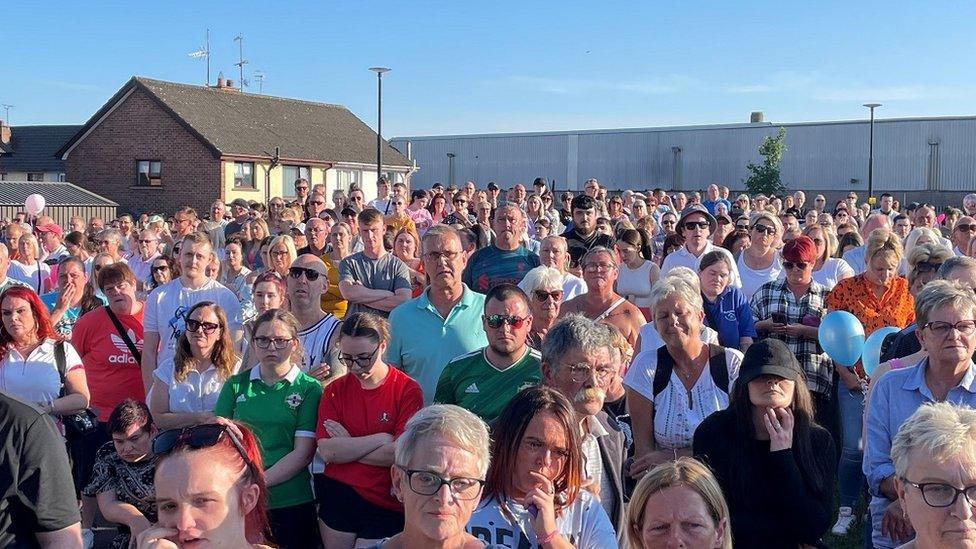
[0,181,117,206]
[58,77,413,167]
[0,125,81,172]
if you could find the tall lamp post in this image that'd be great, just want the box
[369,67,391,188]
[446,153,456,187]
[863,103,881,201]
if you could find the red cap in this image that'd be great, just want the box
[783,235,817,263]
[34,223,63,237]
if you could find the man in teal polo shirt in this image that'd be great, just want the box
[387,225,488,402]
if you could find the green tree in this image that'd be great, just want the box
[744,127,788,196]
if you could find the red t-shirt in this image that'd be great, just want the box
[72,306,146,421]
[316,366,423,510]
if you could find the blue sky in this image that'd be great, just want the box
[4,1,974,137]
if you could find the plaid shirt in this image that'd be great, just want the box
[750,278,833,395]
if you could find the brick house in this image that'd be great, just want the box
[0,122,81,182]
[57,76,413,215]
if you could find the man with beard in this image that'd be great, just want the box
[561,195,614,271]
[559,247,645,349]
[541,315,627,536]
[462,202,539,293]
[434,284,541,422]
[387,225,488,402]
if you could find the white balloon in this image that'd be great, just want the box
[24,194,46,216]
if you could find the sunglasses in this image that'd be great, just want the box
[152,424,255,470]
[483,314,529,329]
[683,221,710,231]
[185,318,220,334]
[310,200,325,206]
[956,224,976,233]
[783,261,809,270]
[152,265,170,272]
[753,224,776,235]
[289,266,322,281]
[533,290,563,302]
[735,223,749,230]
[914,261,941,273]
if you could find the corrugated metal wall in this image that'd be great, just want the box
[0,205,118,227]
[392,117,976,194]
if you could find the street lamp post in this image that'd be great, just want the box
[447,153,456,187]
[369,67,391,189]
[863,103,881,201]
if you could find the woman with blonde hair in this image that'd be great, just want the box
[900,227,943,276]
[265,234,298,278]
[150,301,241,428]
[392,228,425,298]
[802,223,855,291]
[625,457,732,549]
[737,211,783,297]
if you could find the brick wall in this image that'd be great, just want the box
[64,88,221,216]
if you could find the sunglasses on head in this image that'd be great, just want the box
[783,261,809,270]
[289,266,322,281]
[483,314,529,329]
[185,318,220,334]
[152,424,255,470]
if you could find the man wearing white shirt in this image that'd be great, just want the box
[367,176,391,213]
[660,205,741,288]
[128,229,161,288]
[950,216,976,256]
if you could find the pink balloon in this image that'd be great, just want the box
[24,194,45,216]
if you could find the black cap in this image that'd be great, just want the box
[737,339,805,386]
[487,181,499,191]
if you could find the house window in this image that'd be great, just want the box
[137,160,162,186]
[27,173,44,182]
[282,165,310,197]
[335,169,360,192]
[0,173,6,181]
[234,162,255,189]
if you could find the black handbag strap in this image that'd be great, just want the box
[104,306,142,363]
[54,340,67,398]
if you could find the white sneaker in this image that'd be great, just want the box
[831,506,855,535]
[81,528,94,549]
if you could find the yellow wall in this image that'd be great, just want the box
[221,160,331,202]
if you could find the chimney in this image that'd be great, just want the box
[216,75,226,88]
[0,120,10,146]
[750,111,765,123]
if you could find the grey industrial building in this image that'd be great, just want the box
[391,115,976,204]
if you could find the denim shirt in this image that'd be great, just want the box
[864,358,976,496]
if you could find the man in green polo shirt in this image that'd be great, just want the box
[387,226,488,403]
[434,283,541,422]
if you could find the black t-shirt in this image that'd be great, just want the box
[560,228,615,268]
[0,394,80,548]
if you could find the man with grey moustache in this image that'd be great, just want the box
[541,314,627,536]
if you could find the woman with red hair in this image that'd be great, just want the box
[137,421,273,548]
[0,285,89,421]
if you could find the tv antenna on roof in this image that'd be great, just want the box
[0,104,12,125]
[187,29,212,86]
[234,34,249,91]
[253,71,266,94]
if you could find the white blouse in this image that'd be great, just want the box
[153,358,241,414]
[0,339,83,404]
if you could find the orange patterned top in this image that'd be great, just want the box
[825,274,915,335]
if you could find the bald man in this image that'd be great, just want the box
[842,213,893,275]
[287,254,343,383]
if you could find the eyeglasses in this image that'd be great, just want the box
[583,262,616,272]
[956,224,976,233]
[396,466,484,500]
[252,336,295,349]
[533,290,563,302]
[310,200,325,206]
[735,223,749,230]
[350,196,363,201]
[483,314,529,329]
[661,220,676,226]
[338,345,379,370]
[289,266,322,281]
[423,250,462,262]
[783,261,809,270]
[682,221,710,231]
[753,224,776,235]
[922,320,976,337]
[152,265,170,273]
[913,262,941,274]
[562,362,616,383]
[185,318,221,334]
[153,424,255,471]
[901,478,976,508]
[139,239,157,244]
[296,185,309,191]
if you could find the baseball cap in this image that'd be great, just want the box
[487,182,499,191]
[737,339,805,386]
[677,205,717,233]
[35,223,63,236]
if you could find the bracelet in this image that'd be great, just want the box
[537,530,559,545]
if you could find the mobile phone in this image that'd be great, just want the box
[772,311,788,324]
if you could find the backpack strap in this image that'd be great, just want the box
[707,344,730,395]
[652,345,675,399]
[54,340,67,398]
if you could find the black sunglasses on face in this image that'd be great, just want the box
[483,314,529,329]
[533,290,563,302]
[753,225,776,235]
[783,261,809,270]
[152,424,255,471]
[683,221,710,231]
[289,267,322,281]
[185,318,220,334]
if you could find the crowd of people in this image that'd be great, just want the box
[3,177,976,549]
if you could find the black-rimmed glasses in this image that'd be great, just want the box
[338,345,379,370]
[921,320,976,337]
[397,466,484,500]
[185,318,220,334]
[253,336,295,350]
[901,478,976,507]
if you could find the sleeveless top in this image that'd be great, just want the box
[298,314,342,373]
[616,260,655,307]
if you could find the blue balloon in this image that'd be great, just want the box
[818,311,866,367]
[862,326,902,377]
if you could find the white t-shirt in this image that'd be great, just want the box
[623,346,742,450]
[812,257,855,291]
[7,260,51,293]
[0,339,83,404]
[737,252,783,298]
[144,278,243,367]
[660,242,741,288]
[637,322,718,353]
[468,492,616,548]
[153,358,240,414]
